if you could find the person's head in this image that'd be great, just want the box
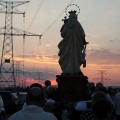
[92,91,107,102]
[26,87,44,106]
[46,86,57,99]
[95,82,103,91]
[92,98,112,119]
[44,80,51,86]
[97,86,108,94]
[30,83,43,90]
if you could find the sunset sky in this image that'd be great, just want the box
[0,0,120,86]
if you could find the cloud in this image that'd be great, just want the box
[109,40,114,42]
[86,49,120,65]
[108,38,119,43]
[15,54,40,58]
[45,44,51,47]
[100,65,120,70]
[15,49,120,66]
[15,53,58,60]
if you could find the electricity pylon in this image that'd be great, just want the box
[0,1,41,90]
[96,70,111,86]
[98,70,106,85]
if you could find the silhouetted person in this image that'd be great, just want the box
[92,98,112,120]
[22,83,43,109]
[44,80,51,99]
[113,91,120,120]
[96,86,113,104]
[75,91,108,120]
[8,87,57,120]
[44,86,63,120]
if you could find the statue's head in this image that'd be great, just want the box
[68,11,77,19]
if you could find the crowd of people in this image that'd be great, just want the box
[8,80,120,120]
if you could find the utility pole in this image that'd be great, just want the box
[0,1,41,91]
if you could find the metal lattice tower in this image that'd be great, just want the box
[14,61,23,86]
[97,70,107,85]
[0,1,41,90]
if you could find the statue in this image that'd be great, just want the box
[58,10,88,76]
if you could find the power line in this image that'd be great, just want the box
[27,0,44,31]
[24,0,30,13]
[42,10,64,35]
[42,0,75,35]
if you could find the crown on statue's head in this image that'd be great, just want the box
[68,10,77,14]
[65,4,80,17]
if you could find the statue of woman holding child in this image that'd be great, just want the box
[58,10,88,76]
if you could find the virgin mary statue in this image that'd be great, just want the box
[58,11,88,76]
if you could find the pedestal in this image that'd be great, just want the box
[56,75,89,103]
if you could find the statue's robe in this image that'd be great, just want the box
[58,18,86,74]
